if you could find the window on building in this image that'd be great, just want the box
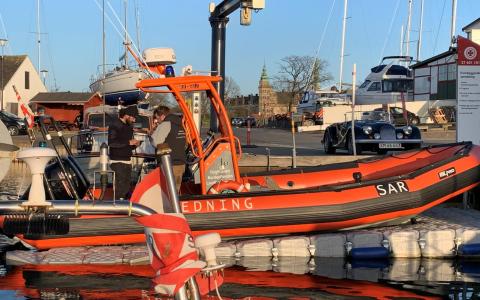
[436,63,456,100]
[25,71,30,89]
[438,65,448,81]
[448,64,456,80]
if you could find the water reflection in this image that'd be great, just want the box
[1,162,480,298]
[2,255,480,299]
[0,163,30,200]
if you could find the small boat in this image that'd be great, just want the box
[295,88,350,126]
[89,67,147,106]
[4,72,480,250]
[355,56,413,105]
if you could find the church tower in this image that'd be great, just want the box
[258,64,276,118]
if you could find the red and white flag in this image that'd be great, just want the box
[12,85,35,128]
[132,168,224,296]
[130,167,172,213]
[136,213,205,295]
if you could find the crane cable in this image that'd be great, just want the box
[92,0,155,78]
[305,0,337,89]
[379,0,401,62]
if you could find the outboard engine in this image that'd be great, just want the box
[23,156,90,200]
[45,156,90,200]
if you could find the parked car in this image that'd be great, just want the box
[231,117,244,127]
[0,110,27,136]
[322,110,422,155]
[369,107,420,126]
[231,117,257,127]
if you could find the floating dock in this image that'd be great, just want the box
[6,204,480,267]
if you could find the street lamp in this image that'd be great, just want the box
[40,69,48,87]
[0,38,7,111]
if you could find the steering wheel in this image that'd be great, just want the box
[185,130,216,165]
[201,130,216,151]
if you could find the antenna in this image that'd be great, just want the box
[123,0,128,67]
[135,0,141,52]
[416,0,424,61]
[405,0,413,58]
[339,0,348,93]
[450,0,457,47]
[36,0,41,73]
[102,0,106,130]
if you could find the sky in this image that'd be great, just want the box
[1,0,480,95]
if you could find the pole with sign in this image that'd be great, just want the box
[457,36,480,144]
[456,35,480,208]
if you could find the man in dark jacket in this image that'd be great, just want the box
[108,105,140,199]
[151,106,186,192]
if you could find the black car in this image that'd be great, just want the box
[371,107,420,126]
[322,110,422,155]
[0,110,27,135]
[231,117,244,127]
[231,117,257,127]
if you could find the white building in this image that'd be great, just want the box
[411,18,480,106]
[1,55,46,116]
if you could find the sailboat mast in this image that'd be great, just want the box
[135,0,141,53]
[124,0,128,68]
[416,0,424,61]
[400,25,404,57]
[102,0,106,128]
[339,0,348,93]
[36,0,41,73]
[405,0,413,58]
[450,0,457,47]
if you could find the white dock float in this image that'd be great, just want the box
[272,236,311,257]
[235,238,273,257]
[384,230,421,258]
[214,241,237,257]
[420,229,457,258]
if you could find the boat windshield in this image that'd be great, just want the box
[382,79,413,93]
[87,113,150,130]
[359,80,371,89]
[362,110,390,122]
[87,113,115,128]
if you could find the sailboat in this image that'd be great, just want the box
[89,67,147,106]
[89,0,147,106]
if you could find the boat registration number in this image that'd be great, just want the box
[379,143,402,149]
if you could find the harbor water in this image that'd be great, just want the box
[2,165,480,299]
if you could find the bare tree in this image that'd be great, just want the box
[147,93,177,108]
[274,55,332,111]
[224,76,241,103]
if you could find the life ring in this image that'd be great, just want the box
[208,180,250,194]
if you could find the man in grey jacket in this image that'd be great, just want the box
[151,106,186,192]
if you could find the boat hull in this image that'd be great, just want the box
[90,69,146,106]
[11,144,480,250]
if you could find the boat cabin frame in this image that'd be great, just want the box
[136,75,242,195]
